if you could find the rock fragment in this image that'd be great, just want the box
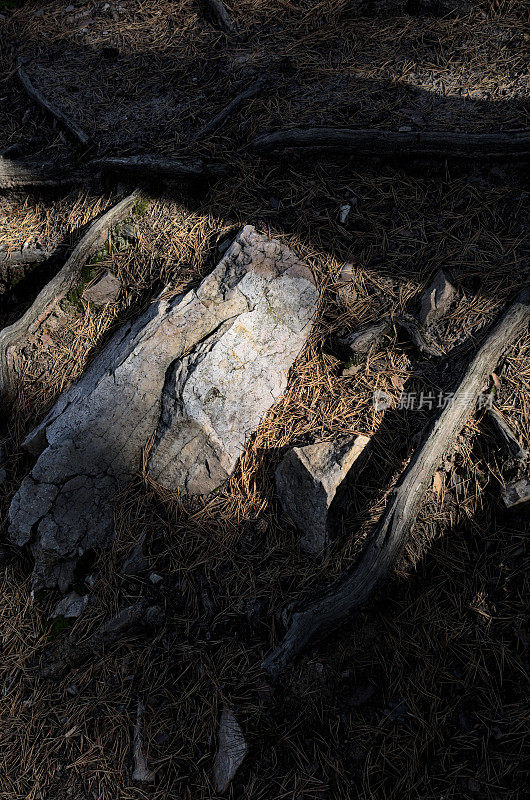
[336,262,357,306]
[275,434,370,553]
[51,592,89,620]
[132,702,155,784]
[8,226,317,591]
[418,270,456,326]
[343,320,391,355]
[82,269,121,306]
[501,477,530,509]
[214,707,247,794]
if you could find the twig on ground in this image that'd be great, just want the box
[193,78,269,141]
[17,67,92,149]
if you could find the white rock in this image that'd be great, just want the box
[214,708,247,794]
[9,226,317,591]
[275,434,371,553]
[339,203,351,224]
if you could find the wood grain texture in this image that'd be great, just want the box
[262,288,530,678]
[251,127,530,158]
[0,190,140,398]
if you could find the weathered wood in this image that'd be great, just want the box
[262,288,530,678]
[395,313,443,357]
[91,155,229,180]
[0,190,140,397]
[251,127,530,159]
[485,405,529,462]
[0,246,64,267]
[0,156,85,189]
[201,0,235,34]
[17,67,92,148]
[194,79,269,140]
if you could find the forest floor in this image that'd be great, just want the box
[0,1,529,799]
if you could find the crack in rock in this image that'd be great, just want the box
[8,226,318,591]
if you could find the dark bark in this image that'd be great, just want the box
[193,79,269,140]
[17,67,92,148]
[200,0,236,34]
[91,154,229,180]
[0,156,85,189]
[251,127,530,159]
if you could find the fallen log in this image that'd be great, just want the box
[250,127,530,159]
[262,288,530,678]
[0,245,63,267]
[0,156,85,189]
[8,226,318,592]
[200,0,236,34]
[91,154,229,180]
[0,189,140,397]
[17,67,92,149]
[193,78,269,141]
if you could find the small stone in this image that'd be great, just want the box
[214,707,247,794]
[121,222,139,243]
[418,270,456,326]
[120,541,147,577]
[344,319,392,355]
[398,125,412,132]
[149,573,163,585]
[275,434,370,554]
[65,5,74,13]
[339,203,351,224]
[336,262,357,306]
[51,592,89,620]
[83,270,121,306]
[501,477,530,509]
[66,684,79,697]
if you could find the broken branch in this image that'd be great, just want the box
[91,154,229,180]
[251,127,530,159]
[262,288,530,678]
[17,67,92,149]
[0,189,141,398]
[193,78,269,141]
[0,156,85,189]
[484,404,529,463]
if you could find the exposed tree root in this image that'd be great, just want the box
[262,288,530,679]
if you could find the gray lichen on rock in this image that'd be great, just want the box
[8,226,317,591]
